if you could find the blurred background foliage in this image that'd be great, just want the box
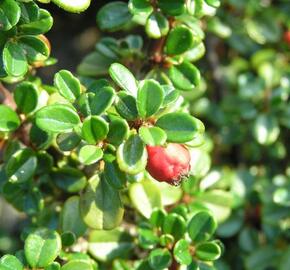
[0,0,289,269]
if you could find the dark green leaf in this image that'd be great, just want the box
[115,92,138,120]
[36,104,80,133]
[187,211,217,243]
[0,105,20,132]
[149,248,172,270]
[54,70,81,102]
[162,213,186,240]
[51,167,87,193]
[107,117,129,146]
[89,86,115,115]
[158,0,186,16]
[195,242,221,261]
[19,35,50,63]
[165,25,194,55]
[129,180,162,218]
[97,2,132,32]
[80,174,124,230]
[104,161,127,189]
[88,229,133,262]
[61,260,93,270]
[19,9,53,35]
[78,145,103,165]
[24,228,61,268]
[0,0,21,31]
[137,79,164,118]
[150,208,167,228]
[129,0,153,16]
[117,134,147,174]
[139,126,167,146]
[56,132,81,151]
[0,255,23,270]
[3,40,28,77]
[146,12,169,39]
[169,61,200,91]
[156,112,201,142]
[81,116,109,144]
[60,196,87,237]
[14,82,38,114]
[6,148,37,183]
[173,239,192,265]
[109,63,138,96]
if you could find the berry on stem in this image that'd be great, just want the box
[146,143,191,185]
[284,30,290,45]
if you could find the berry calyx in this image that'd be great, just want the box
[146,143,191,185]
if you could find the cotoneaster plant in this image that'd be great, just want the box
[0,0,228,270]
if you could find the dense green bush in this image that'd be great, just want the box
[0,0,289,269]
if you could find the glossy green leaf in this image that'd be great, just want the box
[0,0,21,31]
[45,262,61,270]
[60,196,87,237]
[104,161,127,189]
[97,2,132,32]
[19,9,53,35]
[162,213,186,240]
[129,179,162,218]
[36,104,80,133]
[149,248,172,270]
[115,92,139,120]
[173,239,192,265]
[54,70,81,102]
[165,25,193,55]
[0,255,23,270]
[195,242,222,261]
[137,79,164,118]
[107,117,129,146]
[158,0,186,16]
[162,85,180,107]
[24,228,61,268]
[129,0,153,16]
[169,61,200,91]
[14,82,38,114]
[80,174,124,230]
[117,134,147,175]
[150,208,167,228]
[6,148,37,183]
[89,86,115,115]
[81,116,109,144]
[56,132,81,151]
[146,12,169,39]
[61,231,76,247]
[109,63,138,96]
[19,35,50,63]
[253,114,280,145]
[77,51,114,77]
[61,260,93,270]
[139,126,167,146]
[78,145,103,165]
[52,167,86,193]
[156,112,201,143]
[0,105,20,132]
[3,41,28,77]
[52,0,91,13]
[89,229,133,262]
[187,211,217,243]
[138,227,159,249]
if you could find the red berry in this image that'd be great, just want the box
[146,143,191,185]
[284,30,290,45]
